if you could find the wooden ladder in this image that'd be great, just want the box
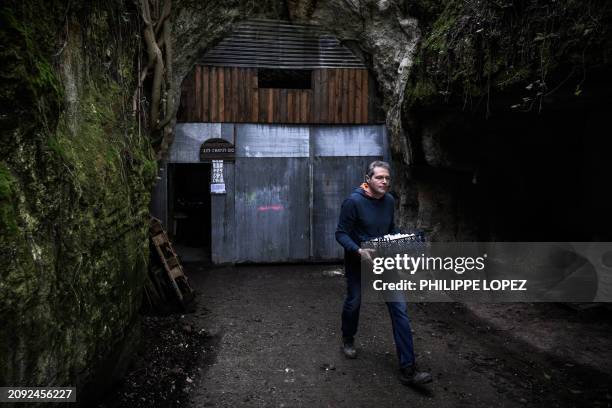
[149,217,194,308]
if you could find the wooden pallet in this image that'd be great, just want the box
[149,217,194,309]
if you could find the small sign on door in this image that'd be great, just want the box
[210,183,226,194]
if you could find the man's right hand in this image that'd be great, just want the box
[358,248,376,263]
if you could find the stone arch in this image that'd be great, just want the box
[166,0,421,224]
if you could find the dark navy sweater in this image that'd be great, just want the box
[335,187,399,254]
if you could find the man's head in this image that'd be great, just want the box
[365,161,391,197]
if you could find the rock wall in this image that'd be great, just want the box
[0,0,155,398]
[399,0,612,241]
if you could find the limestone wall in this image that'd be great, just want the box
[0,0,156,397]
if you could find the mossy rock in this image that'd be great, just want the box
[405,0,612,111]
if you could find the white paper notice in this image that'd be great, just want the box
[210,183,226,194]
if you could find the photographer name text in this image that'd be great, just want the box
[373,279,528,291]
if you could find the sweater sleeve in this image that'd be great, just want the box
[335,198,361,253]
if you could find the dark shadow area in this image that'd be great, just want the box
[475,106,612,241]
[95,314,219,408]
[169,163,212,262]
[406,76,612,242]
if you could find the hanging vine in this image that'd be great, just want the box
[135,0,173,157]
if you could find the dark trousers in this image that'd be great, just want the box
[341,255,416,368]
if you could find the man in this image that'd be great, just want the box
[335,160,432,386]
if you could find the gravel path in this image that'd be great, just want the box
[182,264,612,408]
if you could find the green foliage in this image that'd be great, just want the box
[0,4,63,124]
[0,163,14,200]
[0,163,17,233]
[405,0,612,111]
[421,1,461,54]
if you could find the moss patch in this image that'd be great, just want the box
[0,0,156,393]
[405,0,612,111]
[0,162,17,233]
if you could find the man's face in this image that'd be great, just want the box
[367,166,391,196]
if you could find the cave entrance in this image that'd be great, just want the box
[168,163,212,262]
[149,19,388,263]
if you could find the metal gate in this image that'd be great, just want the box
[234,124,386,262]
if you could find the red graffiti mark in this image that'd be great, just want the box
[257,205,284,212]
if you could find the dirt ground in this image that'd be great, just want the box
[104,263,612,408]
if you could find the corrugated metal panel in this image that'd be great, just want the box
[235,124,309,157]
[312,156,382,260]
[200,19,366,69]
[310,126,386,259]
[312,125,385,157]
[211,162,235,264]
[170,123,234,163]
[161,123,390,263]
[234,158,310,262]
